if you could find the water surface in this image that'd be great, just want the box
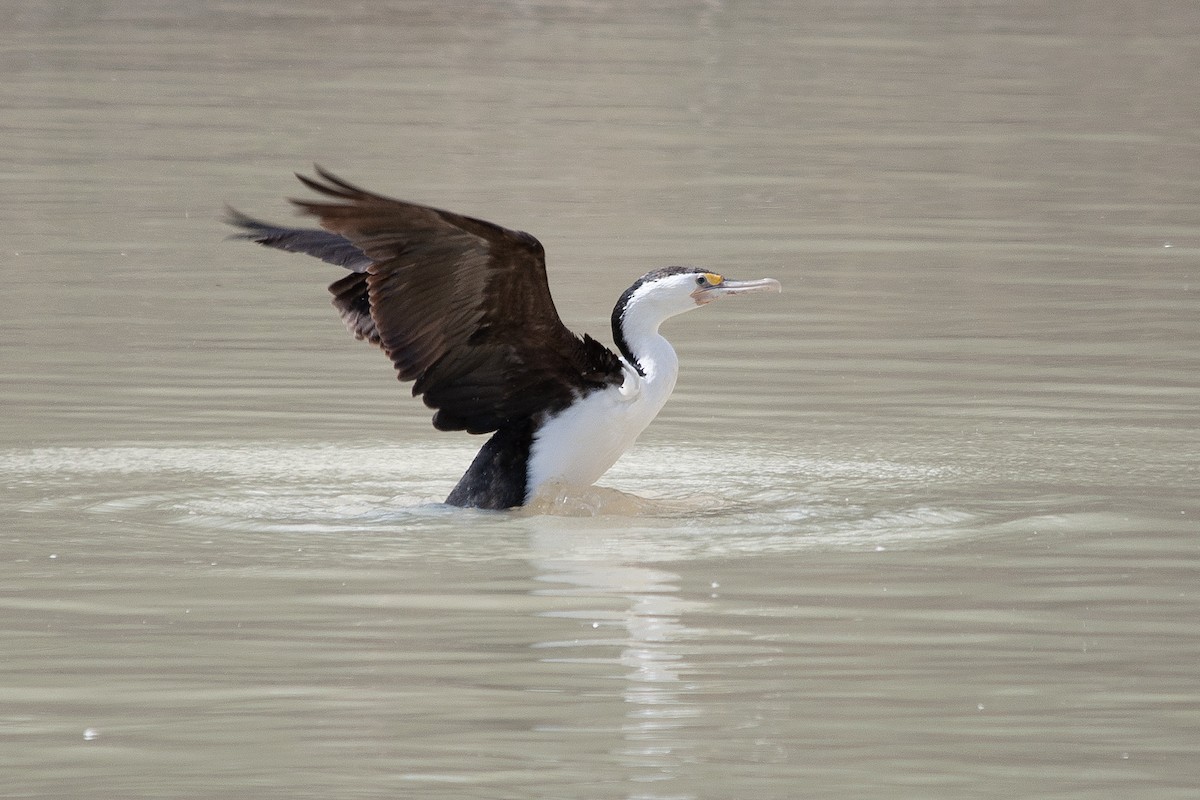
[3,2,1198,798]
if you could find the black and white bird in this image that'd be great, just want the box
[228,168,781,510]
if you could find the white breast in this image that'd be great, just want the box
[525,363,676,499]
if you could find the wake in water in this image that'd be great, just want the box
[0,441,982,559]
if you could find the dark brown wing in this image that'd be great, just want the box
[225,210,381,341]
[288,167,624,434]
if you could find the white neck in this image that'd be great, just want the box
[619,308,680,404]
[523,307,683,497]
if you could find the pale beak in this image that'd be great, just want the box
[693,276,782,305]
[713,277,782,295]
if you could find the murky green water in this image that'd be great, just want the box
[3,2,1198,797]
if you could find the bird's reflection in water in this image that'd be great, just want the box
[617,586,704,792]
[530,523,710,799]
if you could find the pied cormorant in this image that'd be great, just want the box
[227,167,781,509]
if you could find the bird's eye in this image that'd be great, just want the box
[695,275,707,286]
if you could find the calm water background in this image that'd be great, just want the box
[3,1,1198,798]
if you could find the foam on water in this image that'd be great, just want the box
[1,442,982,561]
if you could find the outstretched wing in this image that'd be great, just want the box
[229,167,624,434]
[224,207,374,272]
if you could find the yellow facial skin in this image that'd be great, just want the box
[691,272,726,305]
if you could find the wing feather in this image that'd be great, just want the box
[231,167,624,434]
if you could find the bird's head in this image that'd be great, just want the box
[611,266,781,372]
[614,266,781,325]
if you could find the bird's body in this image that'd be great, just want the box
[228,168,780,509]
